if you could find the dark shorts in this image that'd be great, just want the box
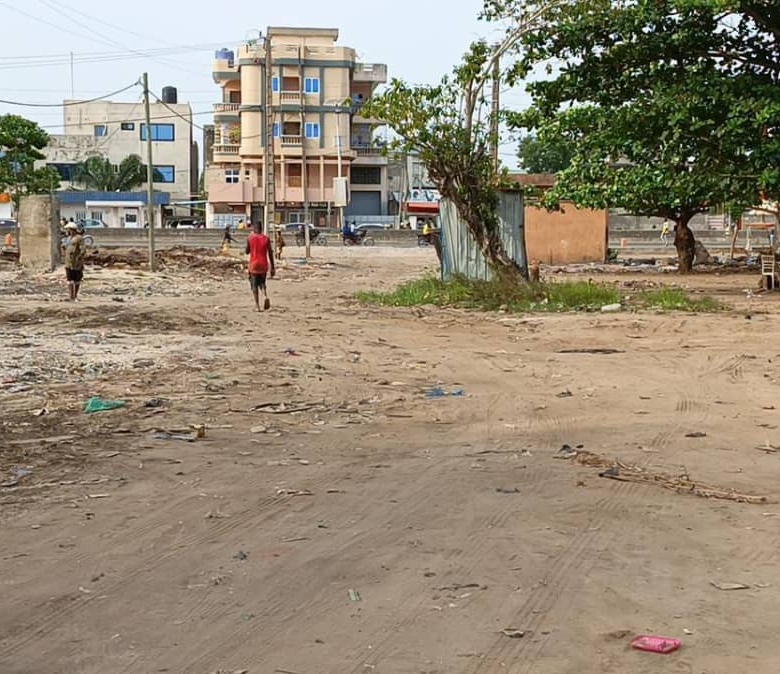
[249,273,267,290]
[66,267,83,283]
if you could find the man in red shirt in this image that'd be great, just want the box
[245,221,276,311]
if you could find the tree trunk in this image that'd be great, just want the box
[729,221,739,261]
[674,218,696,273]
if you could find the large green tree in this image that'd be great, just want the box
[362,3,563,280]
[0,114,60,211]
[487,0,780,271]
[517,133,573,174]
[72,154,146,191]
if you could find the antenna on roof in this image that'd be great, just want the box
[245,29,262,45]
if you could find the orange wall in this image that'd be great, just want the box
[525,202,608,265]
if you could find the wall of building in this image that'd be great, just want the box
[525,202,608,264]
[43,99,194,201]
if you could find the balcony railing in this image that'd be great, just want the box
[213,144,240,154]
[354,145,384,156]
[281,92,301,103]
[281,135,302,145]
[213,103,240,113]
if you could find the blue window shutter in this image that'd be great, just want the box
[273,122,280,137]
[313,78,320,94]
[311,123,320,138]
[304,79,310,94]
[272,76,279,92]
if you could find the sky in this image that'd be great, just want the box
[0,0,530,166]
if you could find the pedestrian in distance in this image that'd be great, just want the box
[245,221,275,312]
[63,222,85,301]
[274,226,285,260]
[661,219,670,247]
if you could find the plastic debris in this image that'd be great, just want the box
[630,635,681,654]
[425,387,465,398]
[710,581,750,591]
[84,397,126,414]
[348,589,361,602]
[502,629,526,639]
[600,303,622,313]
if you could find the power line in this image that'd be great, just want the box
[35,109,215,130]
[42,0,193,50]
[35,0,205,78]
[150,91,206,131]
[0,82,139,107]
[0,43,231,64]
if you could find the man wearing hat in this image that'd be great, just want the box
[63,222,85,301]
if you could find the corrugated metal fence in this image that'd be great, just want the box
[440,191,525,281]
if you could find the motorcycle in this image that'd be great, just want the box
[342,229,375,247]
[61,230,94,249]
[295,228,328,246]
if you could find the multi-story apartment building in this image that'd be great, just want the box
[206,27,388,228]
[41,90,197,205]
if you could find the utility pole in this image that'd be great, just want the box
[336,108,344,231]
[263,29,276,236]
[299,44,311,257]
[142,72,156,271]
[490,55,500,171]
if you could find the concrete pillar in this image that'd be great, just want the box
[19,195,59,271]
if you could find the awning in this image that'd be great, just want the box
[406,201,439,215]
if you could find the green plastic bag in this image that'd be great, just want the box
[84,396,126,414]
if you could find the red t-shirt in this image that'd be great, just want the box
[246,233,270,274]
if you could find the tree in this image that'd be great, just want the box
[362,5,560,281]
[489,0,780,271]
[517,133,573,173]
[72,154,146,191]
[0,114,61,211]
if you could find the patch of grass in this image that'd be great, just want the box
[636,287,722,312]
[357,276,722,314]
[357,276,620,313]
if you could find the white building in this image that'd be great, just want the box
[40,89,197,204]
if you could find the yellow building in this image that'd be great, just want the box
[207,27,388,228]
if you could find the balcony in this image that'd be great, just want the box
[212,144,240,160]
[280,92,301,104]
[281,135,302,146]
[353,63,387,83]
[213,103,240,114]
[354,145,384,157]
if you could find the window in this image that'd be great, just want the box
[287,164,302,187]
[152,165,175,183]
[225,169,240,184]
[140,123,175,141]
[272,122,280,137]
[93,125,107,137]
[75,210,86,222]
[121,122,135,131]
[305,122,320,139]
[229,91,241,103]
[47,163,75,180]
[90,211,103,221]
[304,77,320,94]
[271,76,280,92]
[351,166,382,185]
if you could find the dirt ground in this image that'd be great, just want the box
[3,246,780,673]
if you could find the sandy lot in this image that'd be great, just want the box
[2,246,780,673]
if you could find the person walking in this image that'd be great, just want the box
[661,219,670,247]
[63,222,85,301]
[245,221,275,311]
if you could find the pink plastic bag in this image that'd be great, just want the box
[630,635,681,654]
